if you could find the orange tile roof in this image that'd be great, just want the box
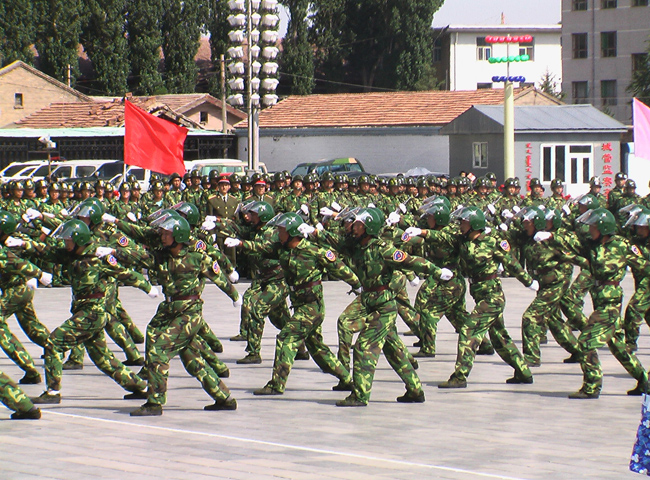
[247,89,526,129]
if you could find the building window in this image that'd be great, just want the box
[632,53,647,73]
[433,38,442,63]
[602,0,617,8]
[601,80,617,106]
[199,111,208,124]
[477,83,492,89]
[601,31,617,57]
[473,142,488,168]
[476,37,491,61]
[572,81,589,104]
[542,144,593,186]
[634,0,649,6]
[573,0,588,9]
[519,44,534,61]
[14,93,23,108]
[572,33,588,59]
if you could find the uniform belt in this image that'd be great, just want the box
[595,280,620,287]
[169,295,201,302]
[469,273,498,284]
[365,285,389,293]
[74,292,104,300]
[291,280,321,292]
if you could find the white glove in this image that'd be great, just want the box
[25,208,42,221]
[228,270,240,283]
[501,209,514,219]
[205,215,217,222]
[26,278,38,290]
[497,263,504,274]
[331,201,342,212]
[224,237,242,248]
[386,212,400,226]
[440,268,454,281]
[404,227,422,237]
[202,220,216,230]
[4,236,24,248]
[300,204,309,215]
[95,247,114,258]
[409,277,420,287]
[315,222,324,231]
[484,227,492,235]
[487,204,496,215]
[367,203,376,208]
[398,203,407,214]
[533,232,552,242]
[562,204,571,215]
[527,280,540,292]
[498,223,508,232]
[297,223,315,237]
[101,213,116,224]
[60,209,70,217]
[353,286,363,295]
[320,207,335,217]
[233,295,243,308]
[41,227,51,236]
[39,272,53,287]
[42,212,55,219]
[147,286,160,299]
[126,212,138,223]
[512,205,521,214]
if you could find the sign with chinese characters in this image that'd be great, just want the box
[525,143,533,191]
[601,142,613,197]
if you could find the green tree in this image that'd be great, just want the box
[80,0,130,95]
[33,0,85,85]
[281,0,314,95]
[206,0,231,97]
[126,0,165,95]
[0,0,35,66]
[628,44,650,106]
[161,0,207,93]
[538,69,565,101]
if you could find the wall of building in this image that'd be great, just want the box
[236,127,450,175]
[444,26,562,91]
[182,104,241,132]
[562,0,650,123]
[0,68,87,128]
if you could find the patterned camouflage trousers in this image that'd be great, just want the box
[243,280,291,356]
[0,370,34,414]
[44,304,146,393]
[450,280,532,382]
[145,300,231,406]
[351,299,422,404]
[563,270,593,330]
[2,285,50,348]
[0,317,38,375]
[521,278,581,364]
[265,297,349,393]
[577,289,646,395]
[414,275,467,355]
[623,276,650,350]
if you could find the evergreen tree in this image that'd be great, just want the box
[33,0,85,84]
[0,0,35,66]
[161,0,207,93]
[538,69,565,101]
[206,0,231,97]
[126,0,165,95]
[80,0,130,95]
[628,46,650,106]
[281,0,315,95]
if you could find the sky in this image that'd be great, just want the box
[432,0,562,26]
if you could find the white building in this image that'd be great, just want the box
[431,25,563,92]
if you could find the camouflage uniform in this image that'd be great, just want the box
[0,370,37,417]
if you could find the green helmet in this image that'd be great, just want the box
[589,176,601,187]
[577,193,598,210]
[504,177,520,189]
[404,177,416,187]
[335,174,349,184]
[11,181,24,191]
[131,181,141,191]
[95,179,107,190]
[625,207,650,229]
[273,171,286,183]
[485,172,497,181]
[626,179,637,190]
[618,204,643,225]
[353,208,383,236]
[615,172,628,182]
[150,180,164,192]
[173,202,200,226]
[35,179,48,189]
[544,208,562,230]
[348,177,358,187]
[475,176,490,188]
[448,177,459,187]
[74,198,105,225]
[320,172,334,182]
[358,174,370,185]
[274,212,304,237]
[54,219,92,246]
[518,206,546,231]
[387,177,400,188]
[577,207,617,236]
[456,206,486,231]
[420,203,451,227]
[0,210,17,235]
[245,201,275,223]
[251,173,265,185]
[157,213,191,243]
[48,182,62,192]
[119,182,131,192]
[23,179,35,190]
[529,178,542,189]
[149,209,180,226]
[550,178,563,189]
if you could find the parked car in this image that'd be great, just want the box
[0,161,45,183]
[50,160,118,181]
[290,157,366,177]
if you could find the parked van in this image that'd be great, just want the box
[0,161,45,183]
[50,160,117,180]
[185,159,247,177]
[291,157,366,177]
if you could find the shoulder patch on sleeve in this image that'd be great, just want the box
[392,250,407,262]
[195,240,207,250]
[499,240,511,252]
[212,261,221,274]
[401,232,411,242]
[106,254,118,266]
[118,235,129,247]
[631,244,642,256]
[325,250,336,262]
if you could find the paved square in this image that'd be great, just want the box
[0,276,644,479]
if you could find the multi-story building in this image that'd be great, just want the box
[431,25,562,92]
[561,0,650,123]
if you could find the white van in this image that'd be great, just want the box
[185,159,247,177]
[0,161,45,183]
[50,160,117,180]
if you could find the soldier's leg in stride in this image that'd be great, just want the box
[0,318,41,383]
[195,335,230,377]
[0,370,40,419]
[336,296,365,369]
[116,297,145,344]
[382,327,424,401]
[232,283,260,341]
[623,278,650,352]
[488,313,532,382]
[6,286,50,348]
[198,319,223,353]
[105,317,144,365]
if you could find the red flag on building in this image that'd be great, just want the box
[124,100,187,175]
[633,98,650,161]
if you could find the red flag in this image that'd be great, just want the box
[634,98,650,161]
[124,100,187,175]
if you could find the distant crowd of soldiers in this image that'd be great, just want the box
[1,166,650,419]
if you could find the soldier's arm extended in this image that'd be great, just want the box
[493,238,534,287]
[625,240,650,277]
[382,244,442,278]
[200,253,239,302]
[0,249,43,279]
[317,248,361,290]
[99,254,153,294]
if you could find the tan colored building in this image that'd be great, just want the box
[0,61,92,128]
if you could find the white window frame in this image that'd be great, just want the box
[477,46,491,61]
[473,142,488,168]
[540,143,594,197]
